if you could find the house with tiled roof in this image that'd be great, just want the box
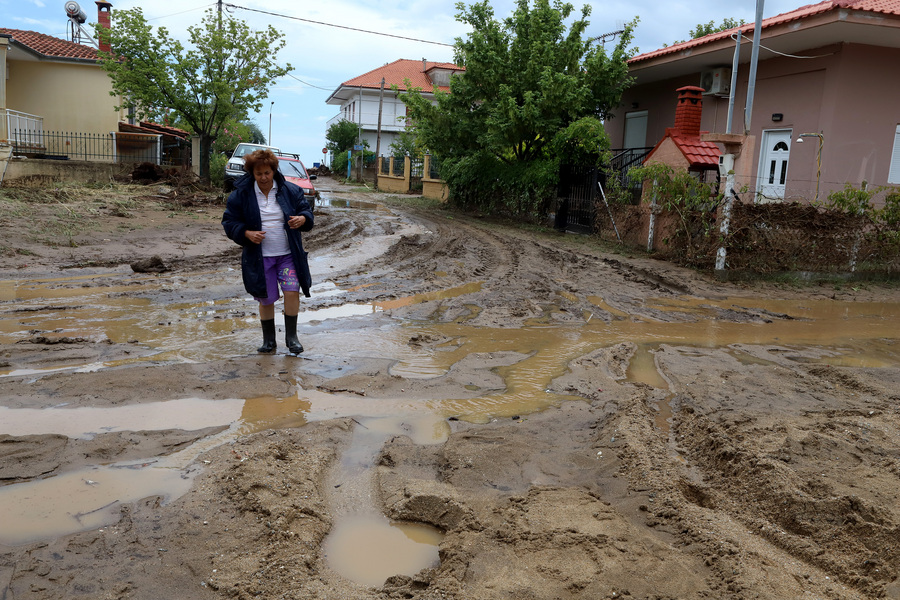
[0,1,124,148]
[605,0,900,204]
[641,86,721,185]
[325,59,463,156]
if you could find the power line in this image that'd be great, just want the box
[147,3,216,22]
[285,72,334,92]
[223,3,454,47]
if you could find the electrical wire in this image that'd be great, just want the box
[223,3,454,47]
[146,3,217,22]
[285,72,335,92]
[729,33,835,59]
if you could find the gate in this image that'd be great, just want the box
[555,165,600,233]
[555,148,652,233]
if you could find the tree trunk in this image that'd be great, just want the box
[199,133,213,183]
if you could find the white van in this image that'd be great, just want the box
[224,142,280,190]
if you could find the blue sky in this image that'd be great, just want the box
[2,0,804,165]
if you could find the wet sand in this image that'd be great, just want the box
[1,178,899,599]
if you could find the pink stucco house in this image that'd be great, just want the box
[605,0,900,205]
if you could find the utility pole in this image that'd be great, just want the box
[374,78,385,190]
[217,0,222,31]
[715,0,764,274]
[357,86,363,182]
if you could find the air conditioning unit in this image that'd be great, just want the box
[700,67,731,96]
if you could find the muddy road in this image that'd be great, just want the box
[1,177,899,599]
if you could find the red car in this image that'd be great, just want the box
[276,153,318,201]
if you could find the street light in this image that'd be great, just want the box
[268,101,274,145]
[796,132,824,202]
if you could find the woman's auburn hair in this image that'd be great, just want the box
[244,149,279,174]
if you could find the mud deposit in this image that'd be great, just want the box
[1,178,899,599]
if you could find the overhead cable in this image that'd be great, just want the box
[223,3,454,47]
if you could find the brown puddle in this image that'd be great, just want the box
[323,516,441,587]
[1,279,899,575]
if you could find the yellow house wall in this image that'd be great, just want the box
[6,59,123,134]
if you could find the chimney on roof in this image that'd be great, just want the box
[422,58,427,72]
[674,86,704,138]
[96,1,112,53]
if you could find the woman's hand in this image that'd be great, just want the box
[288,215,306,229]
[245,230,266,244]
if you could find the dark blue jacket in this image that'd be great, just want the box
[222,171,315,298]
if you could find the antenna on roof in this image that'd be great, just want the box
[589,29,625,46]
[65,1,99,48]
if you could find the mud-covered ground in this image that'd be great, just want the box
[1,176,899,599]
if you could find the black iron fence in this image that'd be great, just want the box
[390,156,405,176]
[10,129,190,167]
[428,155,440,179]
[554,148,653,233]
[409,156,424,192]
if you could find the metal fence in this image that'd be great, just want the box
[409,156,424,192]
[391,156,405,176]
[428,155,440,179]
[10,129,190,166]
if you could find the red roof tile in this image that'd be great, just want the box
[645,128,721,169]
[340,59,464,93]
[630,0,900,64]
[671,131,721,168]
[0,28,100,61]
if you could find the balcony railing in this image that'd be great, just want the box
[10,129,189,166]
[2,109,43,145]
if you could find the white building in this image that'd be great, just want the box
[325,59,463,156]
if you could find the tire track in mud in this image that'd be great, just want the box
[641,345,900,599]
[605,385,877,600]
[343,208,699,327]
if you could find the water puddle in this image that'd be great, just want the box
[1,272,898,578]
[0,398,244,439]
[323,517,441,587]
[0,462,198,546]
[323,418,444,586]
[316,196,380,211]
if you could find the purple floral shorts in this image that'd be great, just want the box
[255,254,299,305]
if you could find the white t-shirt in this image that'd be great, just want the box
[255,181,290,257]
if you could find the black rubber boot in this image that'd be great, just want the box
[257,318,277,354]
[284,314,304,354]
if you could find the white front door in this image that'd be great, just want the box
[757,129,792,202]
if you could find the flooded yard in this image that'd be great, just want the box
[1,178,899,599]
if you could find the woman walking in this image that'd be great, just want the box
[222,149,314,354]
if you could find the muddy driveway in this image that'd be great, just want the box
[1,177,899,599]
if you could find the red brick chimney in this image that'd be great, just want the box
[96,1,112,53]
[673,86,704,139]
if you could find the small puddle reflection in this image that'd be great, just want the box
[323,418,445,585]
[0,462,197,546]
[625,344,673,433]
[316,195,380,210]
[323,516,441,587]
[0,398,244,439]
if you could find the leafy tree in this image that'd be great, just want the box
[97,7,291,181]
[325,119,361,155]
[668,18,746,46]
[690,18,745,39]
[400,0,635,217]
[212,120,266,155]
[389,129,422,158]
